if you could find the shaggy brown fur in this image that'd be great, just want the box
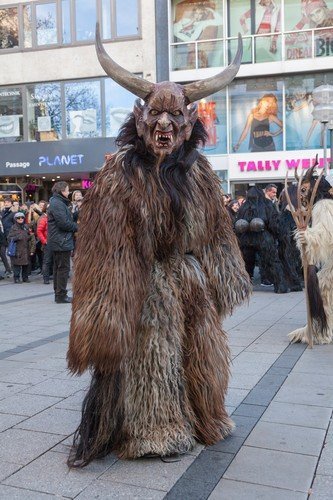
[67,121,251,466]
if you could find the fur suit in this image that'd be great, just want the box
[67,131,251,464]
[278,209,303,292]
[289,198,333,344]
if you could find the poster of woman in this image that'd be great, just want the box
[285,0,333,59]
[173,0,223,68]
[197,91,227,154]
[232,92,283,153]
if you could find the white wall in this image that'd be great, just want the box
[0,0,156,86]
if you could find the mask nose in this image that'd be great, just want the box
[157,112,171,130]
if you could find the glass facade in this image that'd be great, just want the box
[0,0,141,52]
[0,7,19,50]
[1,72,333,151]
[171,0,333,69]
[0,87,23,143]
[0,77,136,143]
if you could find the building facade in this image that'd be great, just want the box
[168,0,333,195]
[0,0,156,201]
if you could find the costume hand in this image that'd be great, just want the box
[298,230,307,245]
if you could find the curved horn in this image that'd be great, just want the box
[183,34,243,103]
[303,155,319,183]
[95,22,154,100]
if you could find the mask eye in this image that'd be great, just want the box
[172,110,182,116]
[150,110,159,116]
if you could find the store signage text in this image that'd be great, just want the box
[5,161,30,169]
[38,154,84,167]
[238,157,328,173]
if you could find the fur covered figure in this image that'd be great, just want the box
[235,186,287,293]
[66,25,251,467]
[278,185,303,292]
[289,169,333,344]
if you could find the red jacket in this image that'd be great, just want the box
[37,215,48,245]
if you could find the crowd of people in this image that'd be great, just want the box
[0,179,304,298]
[223,182,303,293]
[0,183,81,303]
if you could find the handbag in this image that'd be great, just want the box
[7,239,17,258]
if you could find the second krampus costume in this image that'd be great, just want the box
[235,186,287,293]
[289,168,333,344]
[67,26,251,467]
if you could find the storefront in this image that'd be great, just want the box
[228,149,329,196]
[0,137,116,201]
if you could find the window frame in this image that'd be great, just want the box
[0,0,142,54]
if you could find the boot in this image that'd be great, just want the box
[14,278,22,284]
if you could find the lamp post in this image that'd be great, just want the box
[312,84,333,174]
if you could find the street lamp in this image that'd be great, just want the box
[312,84,333,174]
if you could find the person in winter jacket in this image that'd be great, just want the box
[37,212,53,285]
[48,182,78,303]
[7,212,36,284]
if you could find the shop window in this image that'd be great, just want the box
[228,0,281,64]
[285,74,333,151]
[36,2,58,45]
[198,90,227,154]
[0,87,23,143]
[172,0,224,70]
[0,7,19,50]
[230,78,283,154]
[285,0,333,60]
[104,79,136,137]
[62,0,71,44]
[65,80,101,138]
[214,170,228,193]
[115,0,139,36]
[26,83,62,142]
[75,0,96,41]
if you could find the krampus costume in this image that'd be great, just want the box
[235,186,287,293]
[289,168,333,344]
[67,26,251,467]
[278,185,303,292]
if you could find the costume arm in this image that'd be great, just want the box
[295,200,333,265]
[68,163,153,375]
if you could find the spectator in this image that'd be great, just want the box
[264,183,279,209]
[226,199,240,224]
[37,209,53,285]
[48,182,78,303]
[7,212,36,284]
[71,190,83,222]
[0,196,14,277]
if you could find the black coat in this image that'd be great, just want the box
[47,194,78,252]
[8,222,36,266]
[0,208,14,239]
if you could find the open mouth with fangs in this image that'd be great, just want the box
[154,131,174,149]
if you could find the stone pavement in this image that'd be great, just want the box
[0,273,332,499]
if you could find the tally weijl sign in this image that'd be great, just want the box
[228,150,329,181]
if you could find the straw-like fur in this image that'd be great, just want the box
[67,139,251,466]
[289,199,333,344]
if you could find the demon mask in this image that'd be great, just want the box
[95,23,242,157]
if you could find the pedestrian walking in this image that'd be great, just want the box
[7,212,36,284]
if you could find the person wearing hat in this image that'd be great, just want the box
[7,212,36,284]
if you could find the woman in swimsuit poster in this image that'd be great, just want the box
[233,93,283,153]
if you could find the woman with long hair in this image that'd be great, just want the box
[233,93,283,152]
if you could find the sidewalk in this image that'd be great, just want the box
[0,275,332,499]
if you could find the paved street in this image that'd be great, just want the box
[0,273,332,499]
